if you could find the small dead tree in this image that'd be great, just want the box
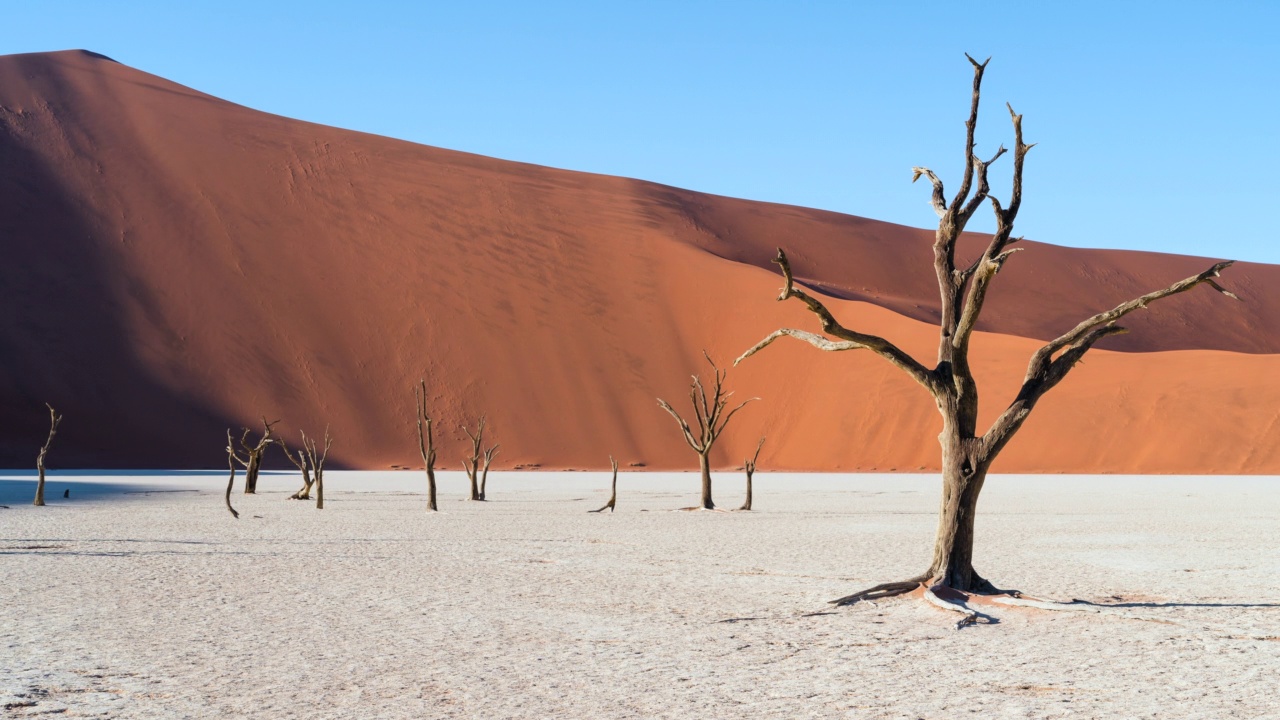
[279,439,314,500]
[223,429,240,519]
[589,456,619,513]
[229,417,278,494]
[461,417,499,501]
[738,436,766,512]
[737,55,1239,620]
[414,380,438,511]
[657,353,758,510]
[300,427,332,510]
[33,403,63,507]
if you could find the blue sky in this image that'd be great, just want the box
[3,1,1277,262]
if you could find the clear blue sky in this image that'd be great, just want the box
[3,1,1277,263]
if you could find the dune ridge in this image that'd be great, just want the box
[1,49,1276,472]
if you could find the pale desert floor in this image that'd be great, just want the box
[2,470,1278,719]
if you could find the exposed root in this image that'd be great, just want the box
[924,584,998,629]
[830,577,927,606]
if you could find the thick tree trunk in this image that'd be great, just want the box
[924,450,991,592]
[426,467,437,511]
[468,470,480,501]
[315,469,324,510]
[739,469,753,511]
[244,452,263,494]
[698,453,714,510]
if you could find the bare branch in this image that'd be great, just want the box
[912,167,947,217]
[740,249,934,390]
[657,398,701,451]
[948,53,990,213]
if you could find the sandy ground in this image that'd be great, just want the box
[2,470,1278,719]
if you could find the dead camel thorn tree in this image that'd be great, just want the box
[414,380,439,511]
[228,417,279,494]
[657,352,759,510]
[461,417,499,501]
[223,429,240,519]
[738,436,766,512]
[33,403,63,507]
[589,456,619,513]
[279,438,314,500]
[300,427,332,510]
[737,54,1239,623]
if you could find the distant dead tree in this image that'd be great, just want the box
[228,417,278,494]
[657,353,758,510]
[33,403,63,507]
[279,439,314,500]
[223,429,240,519]
[300,427,332,510]
[738,437,766,512]
[589,456,619,513]
[414,380,439,511]
[737,55,1239,622]
[461,417,499,501]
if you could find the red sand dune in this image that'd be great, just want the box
[1,50,1277,473]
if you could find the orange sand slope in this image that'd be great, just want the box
[0,50,1276,472]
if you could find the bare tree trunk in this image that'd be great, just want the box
[698,452,714,510]
[224,454,239,519]
[462,417,496,502]
[467,468,480,501]
[280,440,313,499]
[739,436,765,511]
[922,453,992,592]
[33,404,62,507]
[589,456,619,513]
[300,427,332,510]
[415,380,438,511]
[244,452,263,494]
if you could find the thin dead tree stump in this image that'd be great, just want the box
[300,426,332,510]
[738,436,765,511]
[589,456,619,513]
[33,404,63,507]
[461,417,498,501]
[279,439,313,500]
[737,54,1240,619]
[657,352,758,510]
[415,380,439,511]
[223,429,240,519]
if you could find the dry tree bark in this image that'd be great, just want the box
[33,404,63,507]
[223,429,240,519]
[227,417,279,494]
[461,417,498,501]
[737,55,1239,613]
[738,437,765,512]
[414,380,438,511]
[279,439,314,500]
[658,352,758,510]
[589,456,619,513]
[300,427,332,510]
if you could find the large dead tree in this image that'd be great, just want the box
[300,427,332,510]
[414,380,439,511]
[33,404,63,507]
[738,436,765,512]
[658,353,758,510]
[461,417,499,501]
[738,56,1238,616]
[228,417,278,494]
[589,456,619,513]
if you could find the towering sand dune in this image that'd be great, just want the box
[1,50,1276,472]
